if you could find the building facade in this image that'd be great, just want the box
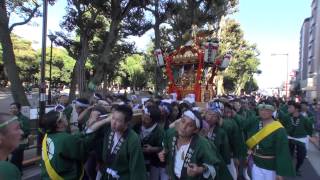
[299,0,320,102]
[299,18,310,82]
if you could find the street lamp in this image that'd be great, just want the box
[48,33,57,104]
[271,53,289,98]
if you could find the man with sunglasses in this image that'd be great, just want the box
[242,101,295,180]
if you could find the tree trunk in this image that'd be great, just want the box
[153,0,164,95]
[68,62,77,102]
[102,73,108,97]
[154,0,160,94]
[0,26,29,105]
[93,19,121,84]
[78,34,89,97]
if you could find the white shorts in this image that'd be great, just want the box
[227,158,237,180]
[252,163,276,180]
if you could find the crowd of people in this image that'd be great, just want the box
[0,91,318,180]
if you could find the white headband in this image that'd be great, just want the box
[143,107,150,115]
[74,100,90,108]
[94,93,101,100]
[183,110,201,129]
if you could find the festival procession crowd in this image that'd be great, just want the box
[0,91,319,180]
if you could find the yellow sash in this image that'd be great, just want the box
[42,134,64,180]
[246,121,283,149]
[42,134,85,180]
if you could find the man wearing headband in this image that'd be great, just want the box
[204,102,234,180]
[242,101,295,180]
[9,102,30,173]
[0,113,23,179]
[159,110,220,179]
[40,109,103,180]
[133,105,167,180]
[73,98,91,131]
[159,102,172,130]
[205,102,231,169]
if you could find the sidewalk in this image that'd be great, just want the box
[310,136,320,150]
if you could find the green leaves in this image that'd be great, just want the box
[219,19,260,94]
[119,54,148,89]
[160,0,239,50]
[39,47,76,84]
[0,34,76,84]
[0,34,38,82]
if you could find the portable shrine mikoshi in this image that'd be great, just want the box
[154,28,232,102]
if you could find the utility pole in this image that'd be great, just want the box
[38,0,48,155]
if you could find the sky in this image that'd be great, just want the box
[230,0,312,90]
[12,0,313,90]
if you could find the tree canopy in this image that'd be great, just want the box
[0,0,263,100]
[0,34,38,84]
[119,54,148,90]
[0,34,77,86]
[219,19,260,94]
[41,47,76,85]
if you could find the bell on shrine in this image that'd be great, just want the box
[204,40,219,63]
[154,49,165,67]
[220,51,232,69]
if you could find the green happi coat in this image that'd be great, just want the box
[221,118,246,159]
[40,132,93,179]
[133,123,165,169]
[240,109,258,140]
[79,111,90,132]
[206,126,231,164]
[97,125,147,180]
[64,105,73,133]
[279,103,288,114]
[277,110,291,129]
[286,115,313,146]
[163,128,221,180]
[205,126,233,180]
[17,112,31,148]
[0,160,21,180]
[243,117,295,177]
[233,113,250,157]
[287,115,313,137]
[299,109,315,125]
[278,111,313,138]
